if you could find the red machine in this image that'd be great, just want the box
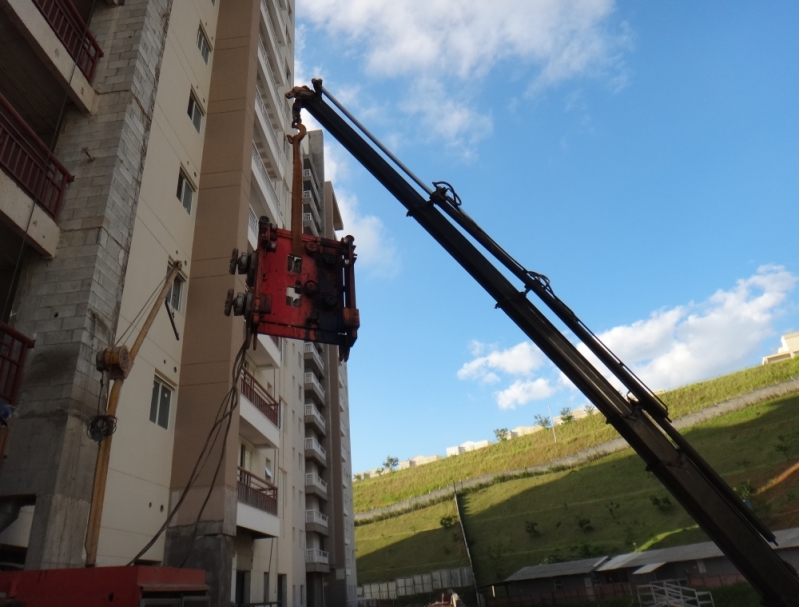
[0,566,208,606]
[225,220,359,361]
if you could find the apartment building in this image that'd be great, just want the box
[0,1,356,606]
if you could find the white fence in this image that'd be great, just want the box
[358,567,474,599]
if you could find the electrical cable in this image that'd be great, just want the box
[127,335,249,565]
[178,337,248,567]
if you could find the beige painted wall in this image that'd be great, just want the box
[95,0,220,566]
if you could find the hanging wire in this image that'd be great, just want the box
[128,335,250,565]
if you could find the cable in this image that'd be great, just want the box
[114,269,174,347]
[127,335,249,565]
[178,337,248,566]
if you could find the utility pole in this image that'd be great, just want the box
[547,405,557,442]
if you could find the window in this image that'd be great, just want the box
[187,92,203,132]
[197,27,211,63]
[149,380,172,429]
[176,171,194,213]
[554,578,564,591]
[167,271,185,312]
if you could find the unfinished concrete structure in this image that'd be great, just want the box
[0,1,356,605]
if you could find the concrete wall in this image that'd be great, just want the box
[0,0,176,570]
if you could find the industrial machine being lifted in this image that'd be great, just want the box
[233,78,799,607]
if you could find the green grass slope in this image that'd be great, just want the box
[353,358,799,513]
[356,392,799,585]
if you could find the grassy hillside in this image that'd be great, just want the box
[356,392,799,585]
[353,357,799,513]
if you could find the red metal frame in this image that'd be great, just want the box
[238,466,278,515]
[0,93,73,219]
[0,566,207,607]
[251,223,359,360]
[0,323,35,406]
[31,0,104,82]
[240,367,279,426]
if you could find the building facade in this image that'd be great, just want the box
[0,1,356,606]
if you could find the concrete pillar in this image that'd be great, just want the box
[164,0,260,603]
[0,0,173,569]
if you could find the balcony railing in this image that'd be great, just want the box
[0,324,35,406]
[302,213,319,236]
[255,86,279,149]
[248,205,259,236]
[304,199,321,227]
[251,144,281,220]
[305,548,329,565]
[305,509,329,527]
[0,93,73,219]
[303,342,324,375]
[304,372,325,400]
[304,404,326,432]
[305,473,328,494]
[32,0,103,82]
[237,467,278,515]
[240,367,279,427]
[305,437,326,459]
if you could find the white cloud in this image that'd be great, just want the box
[496,379,556,410]
[457,342,544,383]
[459,265,797,409]
[578,265,797,391]
[325,142,400,277]
[298,0,624,81]
[297,0,629,149]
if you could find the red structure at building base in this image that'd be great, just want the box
[0,566,208,606]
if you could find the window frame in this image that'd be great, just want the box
[187,92,204,133]
[176,170,195,214]
[166,268,186,313]
[149,378,173,430]
[197,27,211,63]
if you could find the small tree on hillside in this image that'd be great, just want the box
[534,414,551,428]
[585,404,596,416]
[353,473,363,482]
[560,407,574,424]
[383,456,399,472]
[494,428,510,442]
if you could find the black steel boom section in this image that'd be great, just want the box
[286,80,799,607]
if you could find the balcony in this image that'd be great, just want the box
[32,0,103,82]
[253,89,284,190]
[305,548,329,573]
[305,473,328,498]
[0,324,35,406]
[302,189,321,218]
[259,0,283,77]
[305,509,329,535]
[251,144,282,227]
[304,403,326,436]
[304,436,327,467]
[304,371,325,405]
[303,342,324,377]
[302,212,319,237]
[248,205,259,248]
[239,368,280,448]
[303,201,321,233]
[237,467,280,538]
[0,93,72,221]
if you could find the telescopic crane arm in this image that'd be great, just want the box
[286,79,799,607]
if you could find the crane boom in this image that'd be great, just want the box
[285,79,799,606]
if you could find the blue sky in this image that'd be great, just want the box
[294,1,799,473]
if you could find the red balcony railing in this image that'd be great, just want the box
[240,367,279,427]
[32,0,104,82]
[0,324,35,406]
[0,93,73,219]
[237,467,278,515]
